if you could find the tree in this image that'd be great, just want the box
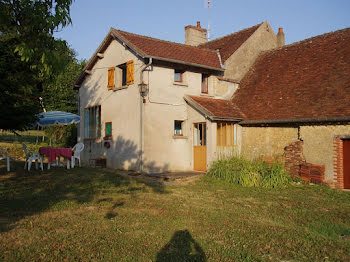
[42,56,86,114]
[0,0,75,130]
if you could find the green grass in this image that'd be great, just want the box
[0,161,350,261]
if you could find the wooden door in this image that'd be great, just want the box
[193,123,206,171]
[343,140,350,189]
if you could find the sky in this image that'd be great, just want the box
[55,0,350,60]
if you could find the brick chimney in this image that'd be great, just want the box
[277,27,285,47]
[185,21,207,46]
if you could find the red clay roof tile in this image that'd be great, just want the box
[188,95,245,119]
[113,29,222,70]
[232,28,350,122]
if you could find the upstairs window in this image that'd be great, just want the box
[201,74,209,94]
[118,63,127,86]
[108,60,134,90]
[84,105,101,139]
[217,122,237,146]
[174,120,183,136]
[174,69,184,82]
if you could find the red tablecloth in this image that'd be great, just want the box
[39,147,72,163]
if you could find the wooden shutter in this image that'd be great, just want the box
[108,67,115,90]
[127,60,134,85]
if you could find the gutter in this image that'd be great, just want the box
[240,116,350,125]
[139,58,153,172]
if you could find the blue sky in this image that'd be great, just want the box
[55,0,350,60]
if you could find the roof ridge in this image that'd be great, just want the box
[262,27,350,54]
[112,28,218,54]
[198,22,263,47]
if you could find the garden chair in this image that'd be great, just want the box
[22,143,43,171]
[71,142,84,168]
[0,150,10,172]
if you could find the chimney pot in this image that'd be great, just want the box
[197,21,201,28]
[279,27,283,33]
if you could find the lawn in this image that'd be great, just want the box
[0,161,350,261]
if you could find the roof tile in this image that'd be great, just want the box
[113,29,222,70]
[232,28,350,121]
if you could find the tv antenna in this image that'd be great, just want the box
[207,0,212,40]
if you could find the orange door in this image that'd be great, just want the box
[193,123,206,171]
[344,140,350,189]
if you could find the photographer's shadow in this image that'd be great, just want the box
[156,230,206,262]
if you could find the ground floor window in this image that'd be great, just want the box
[174,120,183,136]
[84,105,101,139]
[217,122,237,146]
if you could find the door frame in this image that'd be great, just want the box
[193,122,207,171]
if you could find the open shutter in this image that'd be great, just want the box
[108,67,115,90]
[126,60,134,85]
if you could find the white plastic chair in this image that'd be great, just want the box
[0,150,10,172]
[71,142,84,168]
[22,143,43,171]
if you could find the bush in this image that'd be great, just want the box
[208,157,291,188]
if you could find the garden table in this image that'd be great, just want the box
[39,147,72,169]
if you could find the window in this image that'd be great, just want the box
[217,122,237,146]
[118,63,127,86]
[109,60,134,90]
[201,74,209,94]
[174,120,183,136]
[105,122,112,138]
[84,106,101,139]
[194,123,206,146]
[174,69,184,82]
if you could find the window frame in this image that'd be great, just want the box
[201,74,209,94]
[105,122,112,138]
[174,120,184,136]
[216,122,237,147]
[174,69,184,83]
[84,105,101,139]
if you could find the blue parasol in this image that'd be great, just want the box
[36,111,80,127]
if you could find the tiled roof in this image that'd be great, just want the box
[186,95,245,120]
[113,29,223,70]
[198,23,262,62]
[232,28,350,122]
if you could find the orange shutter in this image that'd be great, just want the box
[108,67,115,90]
[126,60,134,85]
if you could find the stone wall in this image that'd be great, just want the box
[241,126,298,160]
[299,125,350,182]
[224,22,278,81]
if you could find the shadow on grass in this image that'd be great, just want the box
[0,161,169,233]
[156,230,206,262]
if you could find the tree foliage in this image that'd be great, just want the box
[0,0,75,131]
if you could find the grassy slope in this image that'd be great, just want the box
[0,161,350,261]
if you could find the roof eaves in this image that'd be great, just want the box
[239,116,350,125]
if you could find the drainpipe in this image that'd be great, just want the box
[139,57,153,172]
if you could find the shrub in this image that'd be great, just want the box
[208,156,291,188]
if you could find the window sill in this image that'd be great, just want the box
[112,85,128,91]
[103,136,113,140]
[84,137,102,142]
[173,82,188,87]
[200,93,214,97]
[173,135,188,139]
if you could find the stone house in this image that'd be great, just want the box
[74,21,350,189]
